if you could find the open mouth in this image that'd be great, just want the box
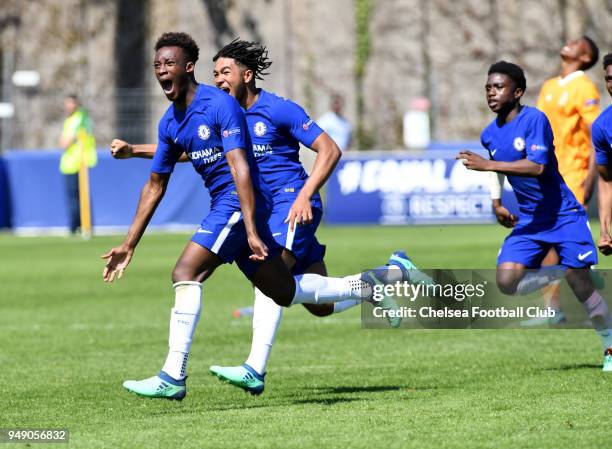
[160,79,174,94]
[221,87,230,94]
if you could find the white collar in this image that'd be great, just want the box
[558,70,584,86]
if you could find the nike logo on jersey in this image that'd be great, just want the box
[578,251,593,261]
[491,149,498,157]
[272,232,283,237]
[196,229,213,234]
[174,137,179,143]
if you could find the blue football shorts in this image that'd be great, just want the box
[191,194,279,278]
[497,212,597,268]
[267,190,326,275]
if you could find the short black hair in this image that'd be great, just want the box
[603,53,612,70]
[213,38,272,81]
[581,36,599,71]
[155,32,199,63]
[488,61,527,91]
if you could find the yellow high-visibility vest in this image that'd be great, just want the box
[59,108,97,174]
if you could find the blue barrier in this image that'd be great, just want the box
[2,150,210,233]
[0,147,525,231]
[325,150,519,225]
[0,157,11,228]
[427,141,481,151]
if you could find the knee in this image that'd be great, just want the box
[566,269,593,301]
[172,262,198,283]
[496,272,519,295]
[255,279,295,307]
[303,303,334,317]
[262,286,294,307]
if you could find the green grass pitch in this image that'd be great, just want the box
[1,224,611,448]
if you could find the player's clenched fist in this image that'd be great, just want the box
[456,150,491,171]
[597,234,612,256]
[493,205,518,228]
[110,139,133,159]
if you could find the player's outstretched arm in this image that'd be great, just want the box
[110,139,189,162]
[225,148,268,261]
[456,150,544,176]
[286,132,341,230]
[101,172,170,282]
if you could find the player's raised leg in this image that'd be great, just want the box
[210,249,430,394]
[312,250,434,318]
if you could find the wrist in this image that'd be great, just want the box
[298,187,313,200]
[120,243,135,253]
[245,224,258,237]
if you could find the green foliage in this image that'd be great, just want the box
[354,0,372,80]
[354,0,374,150]
[302,54,316,115]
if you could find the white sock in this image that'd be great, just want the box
[244,288,283,375]
[333,299,360,313]
[583,290,612,349]
[290,273,372,306]
[161,281,202,380]
[514,266,566,295]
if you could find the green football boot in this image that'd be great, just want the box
[122,371,186,400]
[210,364,265,395]
[387,250,434,285]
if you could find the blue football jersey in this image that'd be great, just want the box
[151,84,262,205]
[480,106,582,225]
[593,104,612,166]
[245,90,324,195]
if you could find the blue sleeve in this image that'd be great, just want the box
[480,129,493,158]
[272,100,324,147]
[151,118,183,174]
[215,94,249,153]
[593,118,611,166]
[525,112,552,165]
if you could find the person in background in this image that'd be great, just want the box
[58,94,96,234]
[317,94,352,151]
[525,36,600,324]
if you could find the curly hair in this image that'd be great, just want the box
[155,32,199,63]
[213,38,272,80]
[488,60,527,91]
[603,53,612,70]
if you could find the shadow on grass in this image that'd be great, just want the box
[317,385,402,394]
[207,403,271,412]
[292,396,362,406]
[544,363,601,371]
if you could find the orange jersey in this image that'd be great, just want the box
[537,71,600,203]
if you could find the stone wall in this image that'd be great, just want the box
[1,0,610,150]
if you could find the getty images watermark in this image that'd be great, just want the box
[362,269,608,329]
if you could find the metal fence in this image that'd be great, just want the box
[0,87,157,152]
